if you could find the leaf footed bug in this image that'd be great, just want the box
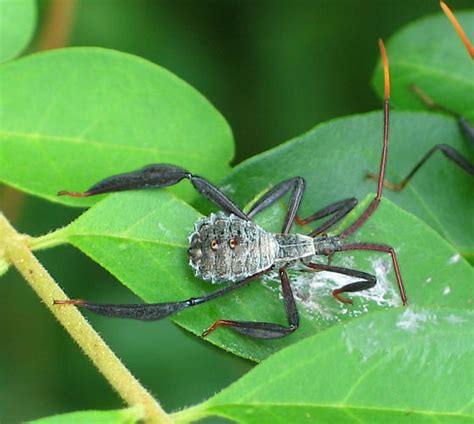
[368,1,474,191]
[55,40,407,340]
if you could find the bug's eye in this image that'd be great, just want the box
[229,238,238,249]
[210,240,219,250]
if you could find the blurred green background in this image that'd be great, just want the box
[1,1,472,422]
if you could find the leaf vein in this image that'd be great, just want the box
[0,130,217,162]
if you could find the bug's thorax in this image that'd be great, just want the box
[273,233,315,265]
[274,234,343,263]
[312,235,343,256]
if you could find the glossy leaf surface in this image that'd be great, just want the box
[0,48,233,205]
[197,308,474,423]
[29,407,142,424]
[372,10,474,120]
[0,0,36,63]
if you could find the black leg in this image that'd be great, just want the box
[247,177,305,235]
[338,242,407,305]
[305,262,376,304]
[58,164,249,221]
[458,116,474,145]
[367,144,474,192]
[296,198,358,237]
[54,269,270,320]
[202,267,299,339]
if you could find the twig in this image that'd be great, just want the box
[0,213,173,424]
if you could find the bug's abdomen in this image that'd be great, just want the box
[188,213,278,283]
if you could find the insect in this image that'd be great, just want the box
[55,40,406,340]
[368,1,474,191]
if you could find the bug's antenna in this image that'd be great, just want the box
[440,1,474,59]
[340,39,390,239]
[377,39,390,201]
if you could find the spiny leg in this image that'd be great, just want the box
[335,41,407,305]
[54,269,270,320]
[296,197,358,237]
[58,164,249,220]
[368,144,474,192]
[339,39,390,239]
[338,243,407,305]
[305,262,376,304]
[246,179,356,237]
[247,177,305,234]
[202,267,299,339]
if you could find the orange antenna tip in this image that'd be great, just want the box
[378,39,390,99]
[440,1,474,59]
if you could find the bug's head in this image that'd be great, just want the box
[187,223,227,275]
[188,223,223,281]
[187,231,204,267]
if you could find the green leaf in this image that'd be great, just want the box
[189,308,474,424]
[372,10,474,120]
[219,111,474,259]
[0,48,233,205]
[44,185,473,361]
[0,0,36,63]
[29,407,143,424]
[0,255,9,277]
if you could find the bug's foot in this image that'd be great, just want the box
[332,290,353,305]
[295,215,307,226]
[202,320,234,337]
[365,172,377,182]
[201,328,212,338]
[365,172,404,192]
[57,191,92,197]
[53,299,86,306]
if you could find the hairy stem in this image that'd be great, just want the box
[171,404,210,424]
[27,226,71,251]
[0,213,172,424]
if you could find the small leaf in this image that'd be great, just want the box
[196,308,474,424]
[0,0,36,63]
[47,187,473,361]
[0,255,9,277]
[372,10,474,120]
[0,48,233,205]
[28,407,143,424]
[219,111,474,259]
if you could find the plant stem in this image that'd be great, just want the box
[0,213,172,424]
[27,226,71,251]
[171,404,210,424]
